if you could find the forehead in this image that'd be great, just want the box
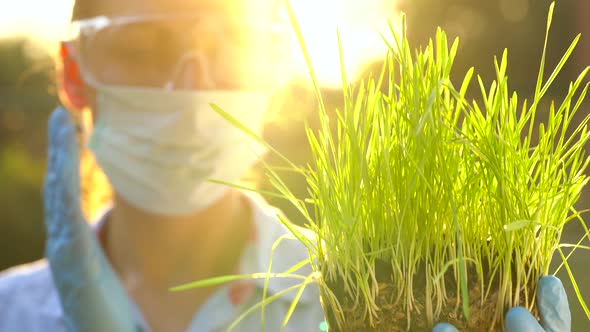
[86,0,276,20]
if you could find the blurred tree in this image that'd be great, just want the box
[0,37,57,270]
[399,0,578,98]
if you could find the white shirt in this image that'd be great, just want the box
[0,192,325,332]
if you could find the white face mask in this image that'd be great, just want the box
[87,85,270,216]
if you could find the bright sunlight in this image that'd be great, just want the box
[289,0,398,86]
[0,0,397,86]
[0,0,72,45]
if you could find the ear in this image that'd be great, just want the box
[58,41,88,111]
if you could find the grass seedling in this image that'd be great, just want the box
[173,2,590,331]
[274,1,590,330]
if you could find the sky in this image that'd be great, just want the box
[0,0,397,86]
[0,0,73,42]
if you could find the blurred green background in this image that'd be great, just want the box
[1,0,589,329]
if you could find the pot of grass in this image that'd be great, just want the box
[266,2,589,331]
[173,2,590,331]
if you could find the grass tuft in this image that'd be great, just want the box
[174,1,590,330]
[271,0,590,329]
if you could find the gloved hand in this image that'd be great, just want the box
[44,107,136,332]
[432,275,570,332]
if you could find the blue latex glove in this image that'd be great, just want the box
[432,275,570,332]
[44,107,136,332]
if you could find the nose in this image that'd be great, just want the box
[165,50,215,91]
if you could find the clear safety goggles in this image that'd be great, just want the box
[67,14,290,89]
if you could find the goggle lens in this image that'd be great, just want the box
[71,15,289,89]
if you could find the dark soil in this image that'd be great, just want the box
[320,260,538,332]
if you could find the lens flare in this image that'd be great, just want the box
[288,0,398,87]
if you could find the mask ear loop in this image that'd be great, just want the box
[164,50,215,91]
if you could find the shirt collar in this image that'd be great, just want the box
[91,191,317,306]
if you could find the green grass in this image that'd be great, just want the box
[173,1,590,330]
[278,1,590,328]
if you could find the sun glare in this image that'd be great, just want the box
[289,0,398,87]
[0,0,73,49]
[0,0,397,86]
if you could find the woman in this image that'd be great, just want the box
[0,0,570,331]
[0,0,324,331]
